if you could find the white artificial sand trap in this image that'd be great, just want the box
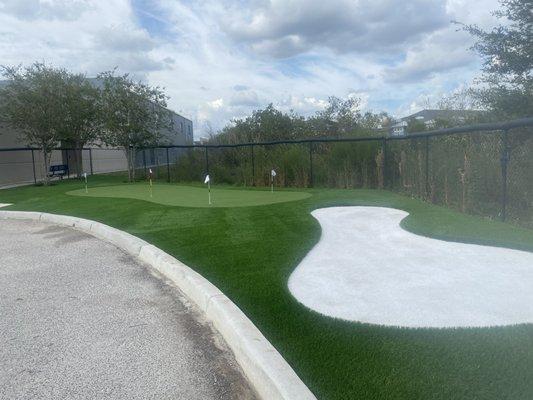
[288,207,533,328]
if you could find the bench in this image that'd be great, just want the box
[48,164,69,179]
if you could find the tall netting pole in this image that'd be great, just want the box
[500,129,510,221]
[309,142,314,188]
[205,146,210,175]
[166,147,170,183]
[382,138,388,189]
[251,145,255,186]
[66,149,70,179]
[425,136,430,199]
[31,149,37,184]
[143,149,147,178]
[89,148,94,175]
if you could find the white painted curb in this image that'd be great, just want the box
[0,211,317,400]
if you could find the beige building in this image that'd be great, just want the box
[0,88,193,186]
[0,121,193,187]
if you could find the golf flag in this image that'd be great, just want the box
[271,169,276,193]
[83,172,88,194]
[204,174,211,205]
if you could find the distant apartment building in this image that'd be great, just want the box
[389,109,483,136]
[0,80,193,186]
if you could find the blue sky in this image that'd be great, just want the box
[0,0,502,137]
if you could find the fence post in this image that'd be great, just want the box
[309,142,314,188]
[205,146,209,174]
[251,145,255,186]
[31,149,37,184]
[89,148,94,175]
[166,148,170,183]
[142,149,147,178]
[425,136,430,199]
[382,137,387,189]
[65,149,70,179]
[500,129,510,221]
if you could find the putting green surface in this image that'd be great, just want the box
[67,184,311,207]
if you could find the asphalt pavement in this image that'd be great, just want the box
[0,219,256,400]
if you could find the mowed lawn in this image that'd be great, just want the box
[2,175,533,400]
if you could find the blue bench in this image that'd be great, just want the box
[48,164,69,179]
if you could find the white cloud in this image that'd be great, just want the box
[229,89,260,107]
[94,25,156,52]
[207,98,224,110]
[0,0,92,21]
[0,0,503,137]
[223,0,450,57]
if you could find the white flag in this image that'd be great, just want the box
[83,172,87,179]
[271,169,276,177]
[149,168,153,174]
[204,174,210,184]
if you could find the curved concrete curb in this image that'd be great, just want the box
[0,211,316,400]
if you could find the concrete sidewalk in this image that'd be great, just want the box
[0,219,257,400]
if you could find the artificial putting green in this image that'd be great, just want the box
[67,184,311,207]
[2,175,533,400]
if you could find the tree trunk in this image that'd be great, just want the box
[42,147,50,186]
[74,140,83,178]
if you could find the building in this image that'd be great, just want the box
[0,79,193,186]
[389,109,483,136]
[389,120,408,137]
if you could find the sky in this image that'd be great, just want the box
[0,0,503,138]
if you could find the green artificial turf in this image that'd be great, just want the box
[2,175,533,400]
[67,184,311,207]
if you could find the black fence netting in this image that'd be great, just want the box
[208,146,253,186]
[257,143,310,187]
[388,132,503,215]
[507,127,533,227]
[313,141,381,189]
[170,147,204,183]
[1,118,532,227]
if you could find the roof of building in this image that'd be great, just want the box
[401,109,483,122]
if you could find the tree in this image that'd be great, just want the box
[0,63,67,185]
[458,0,533,118]
[315,96,362,136]
[56,73,101,178]
[98,71,173,182]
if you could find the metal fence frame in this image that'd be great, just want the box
[1,117,532,221]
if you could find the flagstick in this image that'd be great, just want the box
[271,176,273,193]
[208,181,211,205]
[84,173,88,194]
[149,178,153,198]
